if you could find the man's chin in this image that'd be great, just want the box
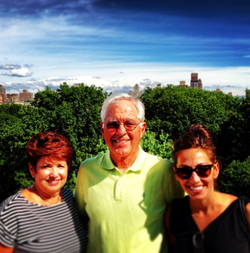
[111,147,130,157]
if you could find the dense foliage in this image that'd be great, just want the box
[219,157,250,197]
[0,84,250,202]
[141,85,245,164]
[0,84,108,201]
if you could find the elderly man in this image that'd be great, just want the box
[76,93,183,253]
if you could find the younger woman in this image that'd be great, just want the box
[165,124,250,253]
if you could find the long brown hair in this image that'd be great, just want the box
[172,124,217,166]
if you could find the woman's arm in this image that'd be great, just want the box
[0,243,14,253]
[164,205,178,253]
[245,202,250,229]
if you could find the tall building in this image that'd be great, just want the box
[19,89,33,101]
[179,81,185,86]
[179,80,188,88]
[190,73,202,89]
[0,84,6,104]
[129,84,141,98]
[6,94,20,103]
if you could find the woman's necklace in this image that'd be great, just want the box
[30,185,62,206]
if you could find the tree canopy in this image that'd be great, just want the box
[0,84,108,201]
[141,85,246,165]
[0,83,250,202]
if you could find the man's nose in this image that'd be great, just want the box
[116,123,127,133]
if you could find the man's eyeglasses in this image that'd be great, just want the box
[175,164,213,179]
[103,121,141,131]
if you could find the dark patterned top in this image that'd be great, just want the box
[0,188,87,253]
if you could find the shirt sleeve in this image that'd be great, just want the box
[164,160,184,205]
[0,200,17,247]
[75,162,88,219]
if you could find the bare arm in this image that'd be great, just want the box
[0,243,14,253]
[245,202,250,230]
[165,205,178,253]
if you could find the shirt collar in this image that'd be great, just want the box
[101,146,145,172]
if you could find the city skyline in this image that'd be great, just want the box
[1,0,250,96]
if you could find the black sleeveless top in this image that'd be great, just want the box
[169,196,250,253]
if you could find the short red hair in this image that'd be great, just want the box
[27,131,73,171]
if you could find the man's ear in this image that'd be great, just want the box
[100,122,104,134]
[140,122,147,138]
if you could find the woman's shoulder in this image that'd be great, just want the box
[171,195,189,206]
[61,188,77,206]
[1,190,23,204]
[170,196,190,218]
[217,192,238,207]
[238,195,250,227]
[61,187,73,195]
[165,197,189,223]
[0,191,24,215]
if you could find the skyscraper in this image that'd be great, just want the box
[190,73,202,89]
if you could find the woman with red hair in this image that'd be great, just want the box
[0,131,87,253]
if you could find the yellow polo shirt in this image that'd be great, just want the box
[76,147,183,253]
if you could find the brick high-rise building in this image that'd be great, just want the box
[190,73,202,89]
[19,89,33,101]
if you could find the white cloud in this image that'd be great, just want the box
[2,64,249,97]
[0,64,33,77]
[7,67,33,77]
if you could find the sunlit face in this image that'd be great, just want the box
[29,156,68,197]
[174,148,219,200]
[101,100,146,163]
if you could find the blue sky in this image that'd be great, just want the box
[1,0,250,96]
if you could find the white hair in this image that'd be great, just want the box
[100,93,145,122]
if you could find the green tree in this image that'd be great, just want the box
[0,103,23,115]
[0,112,30,202]
[218,91,250,165]
[141,85,242,165]
[1,84,249,202]
[0,83,109,202]
[238,93,250,159]
[140,130,173,160]
[219,156,250,197]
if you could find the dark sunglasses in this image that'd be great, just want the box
[175,164,213,179]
